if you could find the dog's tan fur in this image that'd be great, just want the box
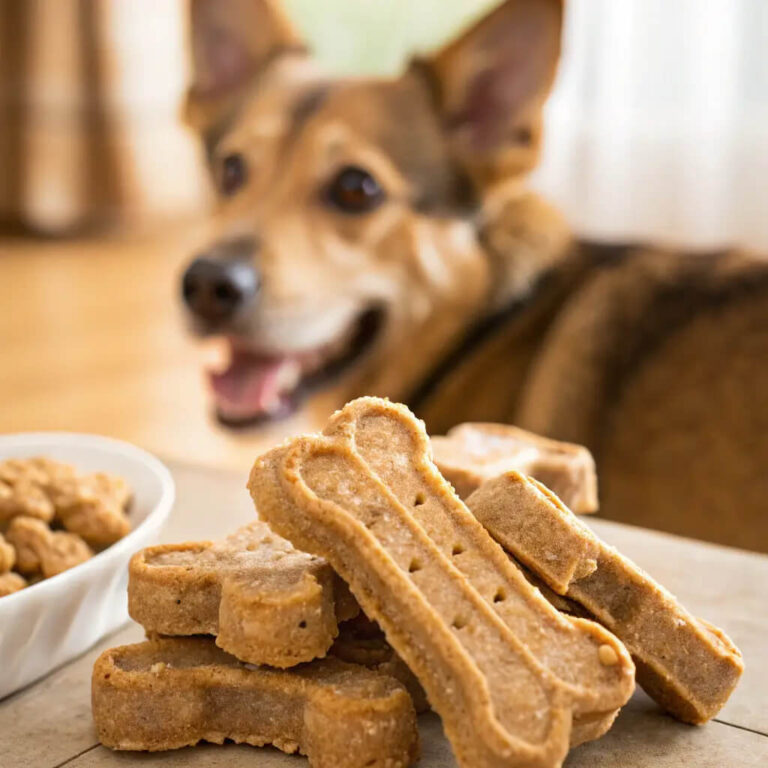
[185,0,768,551]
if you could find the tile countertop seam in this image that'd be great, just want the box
[712,719,768,738]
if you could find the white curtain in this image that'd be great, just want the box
[532,0,768,250]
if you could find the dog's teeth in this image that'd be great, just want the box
[276,360,302,391]
[201,337,228,372]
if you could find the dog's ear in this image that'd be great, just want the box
[417,0,563,189]
[185,0,305,136]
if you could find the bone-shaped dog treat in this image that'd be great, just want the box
[250,397,635,768]
[92,636,420,767]
[467,472,744,724]
[5,516,92,577]
[331,613,617,747]
[431,422,598,513]
[129,520,358,668]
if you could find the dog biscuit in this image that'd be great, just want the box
[467,472,744,723]
[92,636,420,768]
[250,397,635,768]
[129,520,358,668]
[330,614,616,746]
[0,532,15,572]
[5,516,92,578]
[0,478,55,523]
[431,422,598,513]
[50,472,132,547]
[0,571,26,596]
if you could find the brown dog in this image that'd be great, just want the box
[181,0,768,551]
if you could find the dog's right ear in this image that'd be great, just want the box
[415,0,563,190]
[184,0,306,136]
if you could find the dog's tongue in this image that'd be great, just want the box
[208,351,301,422]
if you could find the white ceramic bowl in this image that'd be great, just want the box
[0,433,174,699]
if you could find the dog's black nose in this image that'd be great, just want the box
[181,242,260,324]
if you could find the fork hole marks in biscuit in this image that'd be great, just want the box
[493,589,506,604]
[451,543,466,556]
[414,493,426,506]
[408,558,423,574]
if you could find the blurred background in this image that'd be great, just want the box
[1,0,767,467]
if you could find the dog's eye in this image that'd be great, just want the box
[326,166,384,214]
[219,153,247,196]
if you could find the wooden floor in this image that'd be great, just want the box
[0,227,333,471]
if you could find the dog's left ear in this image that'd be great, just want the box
[417,0,563,189]
[185,0,306,137]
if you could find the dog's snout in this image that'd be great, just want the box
[181,250,260,325]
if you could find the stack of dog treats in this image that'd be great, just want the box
[92,398,744,768]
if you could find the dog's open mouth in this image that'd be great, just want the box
[208,308,384,425]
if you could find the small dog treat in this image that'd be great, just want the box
[0,571,26,597]
[250,397,634,768]
[466,472,744,724]
[5,516,93,578]
[0,478,55,523]
[129,521,358,668]
[0,456,77,487]
[0,533,15,572]
[92,636,420,768]
[50,472,132,547]
[431,422,598,513]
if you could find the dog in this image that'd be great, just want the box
[180,0,768,551]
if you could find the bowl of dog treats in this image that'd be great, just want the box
[0,432,174,698]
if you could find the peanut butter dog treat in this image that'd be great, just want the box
[5,516,93,578]
[0,478,55,523]
[250,397,635,768]
[329,614,616,746]
[466,472,744,724]
[92,636,420,768]
[129,520,358,668]
[50,472,132,547]
[0,532,15,572]
[0,571,26,597]
[431,422,598,513]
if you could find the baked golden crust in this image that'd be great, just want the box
[431,422,598,513]
[249,397,635,768]
[91,636,420,768]
[466,471,744,723]
[128,520,358,668]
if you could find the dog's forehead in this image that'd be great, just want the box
[313,76,473,212]
[230,56,329,139]
[218,59,474,213]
